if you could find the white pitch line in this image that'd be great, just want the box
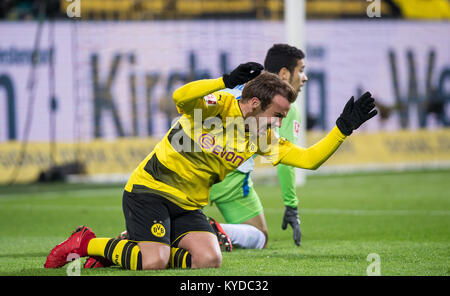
[2,203,448,217]
[264,208,450,216]
[0,187,122,202]
[0,204,122,211]
[1,190,449,217]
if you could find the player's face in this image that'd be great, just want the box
[253,94,291,134]
[287,59,308,94]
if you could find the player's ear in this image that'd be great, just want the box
[250,97,261,111]
[278,67,291,82]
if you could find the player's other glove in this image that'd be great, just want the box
[222,62,263,89]
[336,92,378,136]
[282,206,301,246]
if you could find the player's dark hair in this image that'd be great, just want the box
[241,72,297,110]
[264,44,305,75]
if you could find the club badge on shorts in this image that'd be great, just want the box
[151,221,166,237]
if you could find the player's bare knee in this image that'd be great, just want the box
[141,254,168,270]
[192,249,222,268]
[209,251,222,268]
[205,251,222,268]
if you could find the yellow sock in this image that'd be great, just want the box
[87,238,142,270]
[169,247,191,269]
[87,238,109,256]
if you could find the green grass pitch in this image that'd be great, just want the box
[0,169,449,276]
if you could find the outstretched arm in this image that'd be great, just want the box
[173,62,263,114]
[278,91,377,169]
[278,125,346,169]
[172,77,225,114]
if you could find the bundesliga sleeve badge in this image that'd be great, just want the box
[293,120,300,139]
[204,94,217,106]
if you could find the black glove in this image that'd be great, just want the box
[282,206,301,246]
[222,62,263,89]
[336,92,378,136]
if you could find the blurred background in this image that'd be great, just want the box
[0,0,449,184]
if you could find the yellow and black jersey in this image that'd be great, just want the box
[125,77,347,210]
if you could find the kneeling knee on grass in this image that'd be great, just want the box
[178,232,222,269]
[138,233,222,270]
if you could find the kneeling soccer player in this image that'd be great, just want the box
[45,61,377,270]
[208,43,307,250]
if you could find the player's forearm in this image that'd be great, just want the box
[277,164,298,208]
[279,125,346,170]
[276,104,299,207]
[172,77,225,111]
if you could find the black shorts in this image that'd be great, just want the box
[122,190,214,247]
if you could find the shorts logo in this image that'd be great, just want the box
[151,221,166,237]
